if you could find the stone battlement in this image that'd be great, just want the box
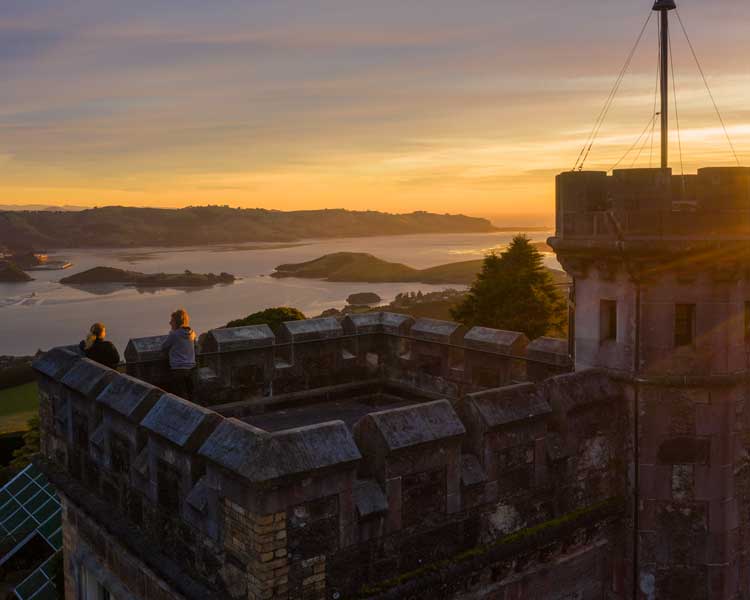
[124,313,571,406]
[33,314,627,599]
[554,167,750,244]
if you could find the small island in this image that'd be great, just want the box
[0,261,33,283]
[272,252,568,285]
[61,267,235,288]
[272,252,482,284]
[346,292,382,306]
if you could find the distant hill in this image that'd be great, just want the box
[0,204,87,212]
[0,207,497,251]
[272,252,568,285]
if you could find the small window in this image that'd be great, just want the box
[674,304,696,347]
[600,300,617,342]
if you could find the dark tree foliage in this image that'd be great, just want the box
[451,235,566,340]
[225,307,306,334]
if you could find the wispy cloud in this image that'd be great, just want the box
[0,0,748,217]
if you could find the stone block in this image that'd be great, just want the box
[202,325,275,352]
[466,383,551,432]
[279,317,343,342]
[200,418,360,484]
[97,373,162,421]
[124,335,169,363]
[464,327,528,356]
[354,399,465,454]
[141,393,222,450]
[61,358,117,399]
[527,336,570,366]
[32,346,81,380]
[411,318,465,344]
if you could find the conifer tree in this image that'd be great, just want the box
[451,235,566,339]
[226,307,306,333]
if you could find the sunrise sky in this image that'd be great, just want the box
[1,0,749,222]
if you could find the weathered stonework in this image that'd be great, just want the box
[34,311,629,599]
[36,165,750,599]
[551,166,750,599]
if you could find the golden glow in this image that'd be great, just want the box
[1,3,749,221]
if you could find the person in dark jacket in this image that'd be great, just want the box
[79,323,120,369]
[161,308,197,399]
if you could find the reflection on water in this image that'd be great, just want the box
[0,232,555,355]
[66,283,230,296]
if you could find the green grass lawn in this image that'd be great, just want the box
[0,382,39,434]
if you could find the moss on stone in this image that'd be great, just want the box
[356,496,624,598]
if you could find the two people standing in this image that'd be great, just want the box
[79,308,197,399]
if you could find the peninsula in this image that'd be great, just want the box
[271,252,567,285]
[0,207,497,250]
[60,267,235,288]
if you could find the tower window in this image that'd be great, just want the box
[674,304,695,347]
[600,300,617,342]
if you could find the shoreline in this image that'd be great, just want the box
[14,229,553,256]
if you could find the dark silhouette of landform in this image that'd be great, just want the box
[0,262,33,283]
[346,292,382,305]
[272,252,567,285]
[60,267,235,290]
[0,206,497,250]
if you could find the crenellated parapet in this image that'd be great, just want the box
[33,329,624,599]
[551,167,750,282]
[124,313,570,408]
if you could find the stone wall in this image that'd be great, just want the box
[124,313,571,407]
[33,334,626,599]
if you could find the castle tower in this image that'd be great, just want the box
[551,1,750,593]
[551,166,750,598]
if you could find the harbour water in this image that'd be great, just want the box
[0,231,557,355]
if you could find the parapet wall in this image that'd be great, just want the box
[124,313,571,406]
[34,332,627,599]
[555,167,750,242]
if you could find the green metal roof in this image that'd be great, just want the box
[0,463,62,600]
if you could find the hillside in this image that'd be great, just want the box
[0,262,32,283]
[0,207,496,251]
[272,252,568,285]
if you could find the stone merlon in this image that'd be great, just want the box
[140,393,222,450]
[201,324,274,353]
[466,383,552,431]
[279,316,343,342]
[96,373,163,421]
[527,336,570,366]
[464,327,529,356]
[198,418,361,483]
[355,399,466,453]
[343,311,414,336]
[60,358,118,399]
[32,346,81,379]
[411,318,466,344]
[124,334,169,363]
